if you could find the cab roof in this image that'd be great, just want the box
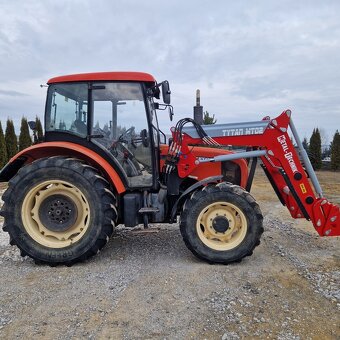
[47,72,156,84]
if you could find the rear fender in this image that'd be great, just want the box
[0,142,126,194]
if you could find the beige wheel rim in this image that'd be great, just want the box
[196,201,248,251]
[22,180,90,248]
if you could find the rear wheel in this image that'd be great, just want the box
[180,182,263,264]
[1,157,117,266]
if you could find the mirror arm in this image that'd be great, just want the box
[168,105,174,121]
[153,102,174,121]
[148,83,161,99]
[153,103,168,111]
[149,81,171,104]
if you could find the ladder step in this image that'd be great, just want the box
[139,207,159,214]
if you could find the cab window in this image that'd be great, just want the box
[92,82,153,187]
[46,83,88,137]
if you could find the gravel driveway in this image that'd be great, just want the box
[0,175,339,339]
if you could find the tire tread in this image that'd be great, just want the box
[180,182,263,264]
[1,156,117,266]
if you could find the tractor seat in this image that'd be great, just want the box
[74,120,87,135]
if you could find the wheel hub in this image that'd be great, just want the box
[39,194,78,232]
[196,201,248,251]
[22,180,90,248]
[212,216,230,233]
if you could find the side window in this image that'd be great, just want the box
[46,83,88,137]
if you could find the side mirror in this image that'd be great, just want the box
[140,129,149,147]
[161,81,171,105]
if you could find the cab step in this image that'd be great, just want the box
[139,207,160,214]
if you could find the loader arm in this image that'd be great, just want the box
[167,110,339,237]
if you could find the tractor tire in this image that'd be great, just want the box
[0,157,117,266]
[179,182,263,264]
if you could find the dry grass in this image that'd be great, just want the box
[253,167,340,204]
[314,170,340,199]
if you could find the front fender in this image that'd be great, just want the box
[0,142,126,194]
[170,175,223,222]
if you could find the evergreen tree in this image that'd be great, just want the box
[0,121,8,168]
[5,119,18,159]
[302,137,309,152]
[330,130,340,171]
[203,111,217,124]
[35,116,44,140]
[309,128,322,170]
[19,117,32,151]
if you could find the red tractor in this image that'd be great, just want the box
[0,72,339,266]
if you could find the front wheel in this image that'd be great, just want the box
[179,182,263,264]
[1,157,117,266]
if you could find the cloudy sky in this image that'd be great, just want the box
[0,0,339,143]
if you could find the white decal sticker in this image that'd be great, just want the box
[222,127,264,136]
[277,135,298,173]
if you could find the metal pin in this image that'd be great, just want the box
[283,186,290,194]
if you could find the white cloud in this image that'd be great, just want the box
[0,0,339,140]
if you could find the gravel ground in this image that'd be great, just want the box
[0,174,339,339]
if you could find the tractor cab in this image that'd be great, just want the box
[44,72,170,189]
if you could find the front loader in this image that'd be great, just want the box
[0,72,339,266]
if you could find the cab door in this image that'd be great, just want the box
[91,82,154,188]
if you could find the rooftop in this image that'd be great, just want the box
[47,71,156,84]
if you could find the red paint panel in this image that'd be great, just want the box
[159,144,248,188]
[47,72,156,84]
[9,142,126,194]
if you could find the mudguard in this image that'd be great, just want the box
[0,142,126,194]
[170,175,223,222]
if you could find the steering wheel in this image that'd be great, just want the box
[117,127,135,144]
[113,127,140,167]
[117,127,150,148]
[109,131,141,177]
[111,127,150,176]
